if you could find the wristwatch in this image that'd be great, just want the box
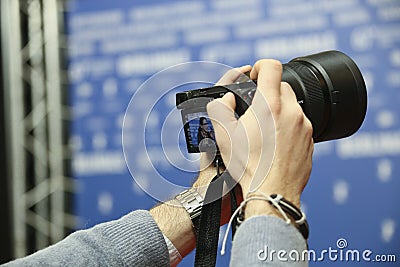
[175,188,204,234]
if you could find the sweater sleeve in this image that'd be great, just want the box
[3,210,170,267]
[230,215,308,267]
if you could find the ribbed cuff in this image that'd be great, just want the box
[99,210,170,266]
[231,215,307,266]
[163,234,182,267]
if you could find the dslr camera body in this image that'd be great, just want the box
[176,50,367,154]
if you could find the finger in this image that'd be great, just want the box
[207,92,237,133]
[280,82,310,127]
[280,82,297,105]
[206,93,237,173]
[216,65,252,86]
[250,59,283,101]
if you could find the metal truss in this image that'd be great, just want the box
[1,0,74,258]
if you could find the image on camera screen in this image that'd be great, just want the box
[182,111,216,153]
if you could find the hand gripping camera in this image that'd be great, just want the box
[176,50,367,153]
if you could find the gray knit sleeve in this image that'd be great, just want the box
[230,215,308,267]
[3,210,169,267]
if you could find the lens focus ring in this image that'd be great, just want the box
[284,61,328,138]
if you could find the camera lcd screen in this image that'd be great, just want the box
[181,108,216,153]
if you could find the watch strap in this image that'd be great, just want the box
[175,188,204,233]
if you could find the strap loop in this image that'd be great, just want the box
[194,158,238,267]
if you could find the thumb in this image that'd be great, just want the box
[207,92,237,130]
[207,92,238,153]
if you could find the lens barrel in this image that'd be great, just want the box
[282,50,367,143]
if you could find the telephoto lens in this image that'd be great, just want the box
[281,50,367,143]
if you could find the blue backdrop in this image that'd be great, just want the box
[66,0,399,265]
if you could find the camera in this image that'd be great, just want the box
[176,50,367,153]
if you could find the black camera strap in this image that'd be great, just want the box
[194,159,238,267]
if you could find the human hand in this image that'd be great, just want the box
[193,65,251,224]
[207,59,314,209]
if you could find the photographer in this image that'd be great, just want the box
[3,60,313,266]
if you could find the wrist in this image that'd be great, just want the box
[256,186,301,209]
[244,199,282,219]
[240,193,308,240]
[194,165,225,188]
[150,200,196,257]
[255,172,302,209]
[175,187,204,234]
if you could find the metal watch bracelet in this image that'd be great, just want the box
[175,188,204,233]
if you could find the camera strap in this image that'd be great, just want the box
[194,158,238,267]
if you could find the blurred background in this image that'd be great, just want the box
[1,0,399,266]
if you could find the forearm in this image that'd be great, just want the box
[4,210,169,267]
[149,166,216,258]
[149,162,234,259]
